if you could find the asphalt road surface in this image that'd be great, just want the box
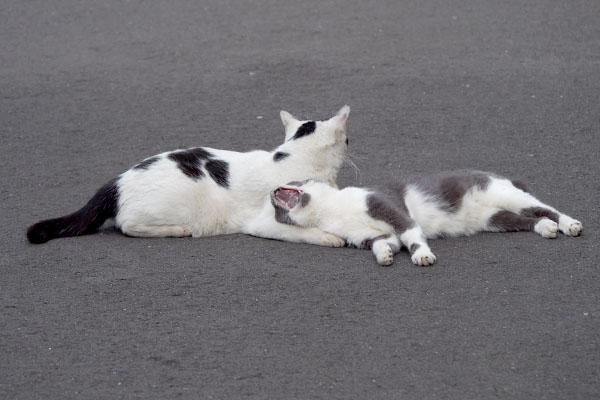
[2,1,599,399]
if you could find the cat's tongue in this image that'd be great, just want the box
[274,187,301,209]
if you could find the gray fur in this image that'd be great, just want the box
[488,211,538,232]
[385,170,491,213]
[360,233,391,250]
[366,194,415,233]
[520,207,559,223]
[300,192,311,207]
[270,193,296,226]
[409,243,421,254]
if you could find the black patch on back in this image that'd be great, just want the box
[273,151,290,162]
[205,159,230,188]
[133,156,160,170]
[168,148,213,179]
[367,193,415,233]
[488,211,538,232]
[291,121,316,140]
[520,207,559,223]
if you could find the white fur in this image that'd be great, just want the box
[115,106,351,247]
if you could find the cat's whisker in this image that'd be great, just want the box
[344,154,362,181]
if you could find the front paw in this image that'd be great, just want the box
[376,248,394,266]
[411,248,437,267]
[321,232,346,247]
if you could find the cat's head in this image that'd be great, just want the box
[276,106,350,185]
[270,180,334,228]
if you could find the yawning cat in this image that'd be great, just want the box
[27,106,351,246]
[269,171,583,266]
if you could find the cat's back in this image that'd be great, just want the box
[383,169,492,210]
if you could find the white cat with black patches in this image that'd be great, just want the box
[27,106,351,246]
[269,171,583,266]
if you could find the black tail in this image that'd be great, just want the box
[27,179,120,244]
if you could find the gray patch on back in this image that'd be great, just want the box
[385,170,492,213]
[366,193,415,233]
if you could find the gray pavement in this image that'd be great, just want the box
[2,1,599,399]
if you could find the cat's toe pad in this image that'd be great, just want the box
[411,249,436,267]
[535,218,558,238]
[559,217,583,237]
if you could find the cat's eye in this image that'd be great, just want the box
[345,138,349,146]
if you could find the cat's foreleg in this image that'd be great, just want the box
[370,234,401,266]
[243,206,345,247]
[399,225,436,266]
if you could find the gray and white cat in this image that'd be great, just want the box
[269,170,583,266]
[27,106,350,246]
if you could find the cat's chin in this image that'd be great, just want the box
[272,187,302,210]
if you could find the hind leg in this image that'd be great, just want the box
[520,207,582,237]
[488,179,583,237]
[121,223,191,238]
[488,210,558,238]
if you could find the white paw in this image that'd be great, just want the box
[411,248,437,267]
[376,248,394,266]
[322,232,346,247]
[534,218,558,238]
[559,217,583,237]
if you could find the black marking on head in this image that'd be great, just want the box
[273,151,290,162]
[345,138,349,146]
[300,192,311,207]
[520,207,559,223]
[291,121,316,140]
[205,159,230,188]
[409,243,421,254]
[488,210,538,232]
[133,156,160,170]
[367,194,415,233]
[360,233,392,250]
[168,147,213,179]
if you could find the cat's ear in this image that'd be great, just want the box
[329,105,350,131]
[280,110,297,129]
[335,105,351,122]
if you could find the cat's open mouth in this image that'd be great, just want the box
[272,187,302,210]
